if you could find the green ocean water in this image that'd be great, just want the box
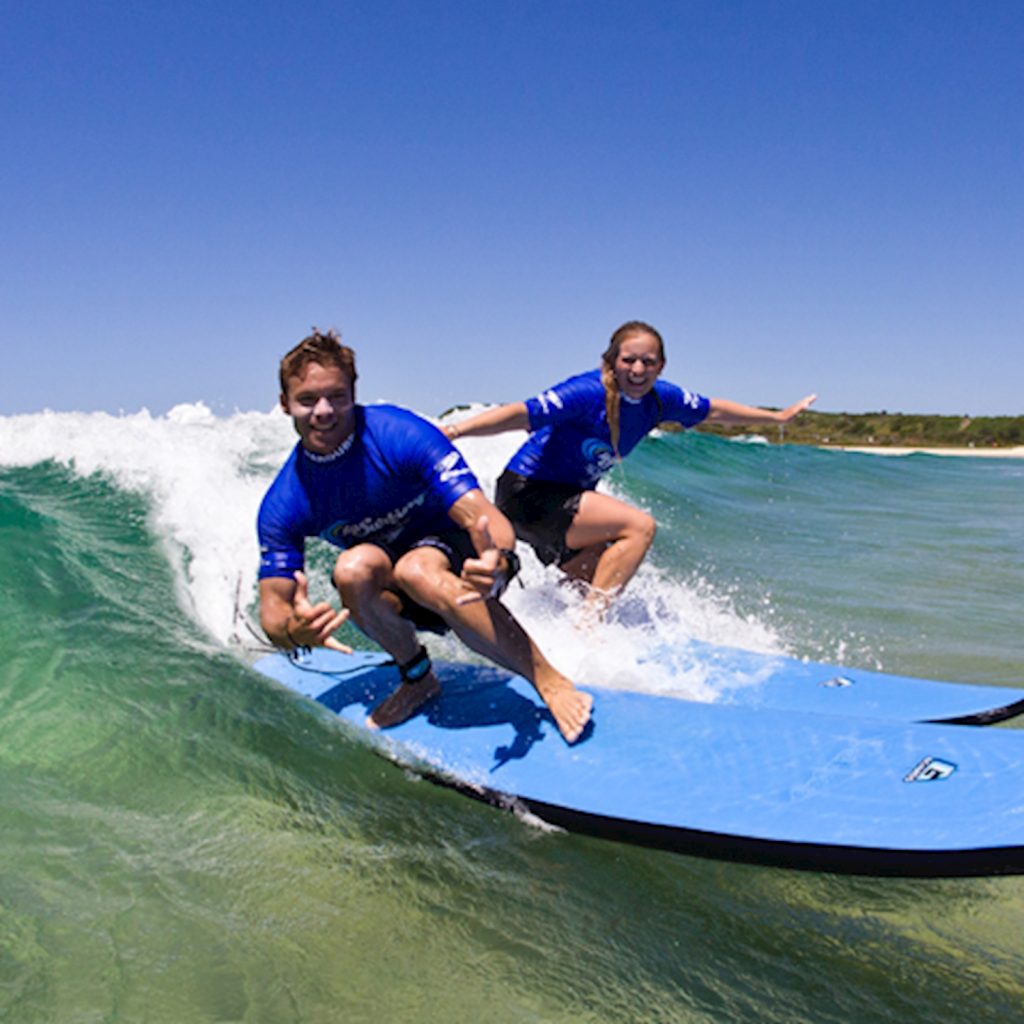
[1,409,1023,1022]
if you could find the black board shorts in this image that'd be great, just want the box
[378,530,478,635]
[495,470,584,568]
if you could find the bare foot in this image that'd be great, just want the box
[575,599,608,636]
[535,677,593,744]
[582,585,617,623]
[367,671,442,729]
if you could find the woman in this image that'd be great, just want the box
[444,321,816,614]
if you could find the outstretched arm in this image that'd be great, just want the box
[444,402,531,441]
[705,393,817,426]
[259,571,352,652]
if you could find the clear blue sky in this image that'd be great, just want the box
[2,1,1021,417]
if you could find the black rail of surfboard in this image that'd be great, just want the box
[405,762,1024,879]
[925,694,1024,726]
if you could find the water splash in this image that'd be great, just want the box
[0,404,787,696]
[0,404,292,643]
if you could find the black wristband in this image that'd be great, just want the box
[488,548,521,599]
[499,548,521,584]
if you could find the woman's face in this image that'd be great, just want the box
[612,331,665,400]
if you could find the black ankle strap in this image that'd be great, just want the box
[398,645,431,684]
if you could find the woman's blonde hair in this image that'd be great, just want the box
[599,321,666,457]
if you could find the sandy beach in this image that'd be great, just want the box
[826,445,1024,458]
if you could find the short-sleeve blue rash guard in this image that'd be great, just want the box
[506,369,710,489]
[258,405,479,580]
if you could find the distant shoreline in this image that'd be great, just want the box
[820,444,1024,459]
[692,409,1023,451]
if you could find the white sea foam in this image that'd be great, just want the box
[0,403,292,643]
[0,404,786,698]
[429,410,788,699]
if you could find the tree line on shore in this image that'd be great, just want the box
[692,411,1024,448]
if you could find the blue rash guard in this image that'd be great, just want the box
[506,369,711,489]
[258,404,479,580]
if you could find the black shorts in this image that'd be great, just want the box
[495,470,584,567]
[384,530,478,635]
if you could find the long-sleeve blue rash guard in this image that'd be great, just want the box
[505,369,711,489]
[258,404,479,580]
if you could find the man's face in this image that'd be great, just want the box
[280,361,356,455]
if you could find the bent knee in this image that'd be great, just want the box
[333,547,392,594]
[624,510,656,551]
[391,553,430,594]
[393,551,453,608]
[644,512,657,543]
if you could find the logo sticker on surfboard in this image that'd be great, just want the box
[904,756,957,783]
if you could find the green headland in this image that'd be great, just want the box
[692,410,1024,449]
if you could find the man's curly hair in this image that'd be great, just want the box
[279,327,358,395]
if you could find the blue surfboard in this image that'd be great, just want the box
[643,641,1024,725]
[254,648,1024,877]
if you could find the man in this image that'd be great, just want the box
[257,328,593,743]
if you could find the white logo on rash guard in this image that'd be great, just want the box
[581,437,615,481]
[325,493,427,544]
[537,389,564,415]
[681,388,701,409]
[435,450,472,484]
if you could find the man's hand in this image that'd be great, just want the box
[458,516,507,605]
[286,571,352,651]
